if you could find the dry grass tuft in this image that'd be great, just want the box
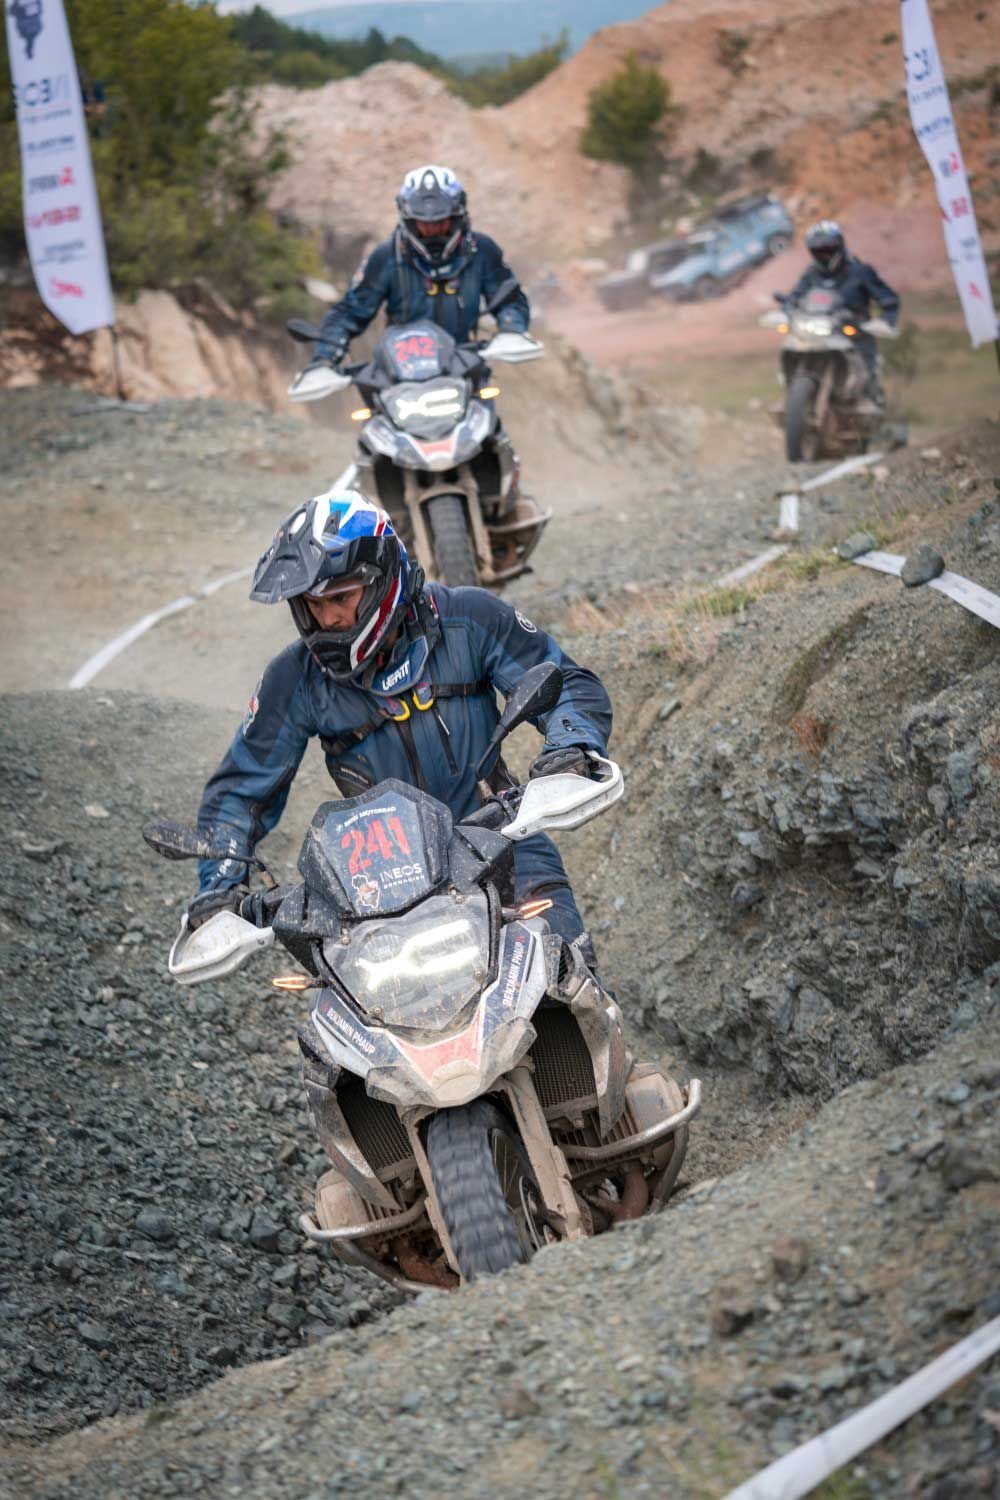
[790,711,831,758]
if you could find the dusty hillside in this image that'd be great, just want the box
[254,0,998,283]
[505,0,999,262]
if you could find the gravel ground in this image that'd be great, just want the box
[2,1019,996,1498]
[1,375,998,1494]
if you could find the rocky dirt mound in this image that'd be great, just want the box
[548,422,1000,1111]
[0,692,406,1444]
[4,1018,997,1497]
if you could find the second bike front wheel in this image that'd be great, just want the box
[426,493,478,587]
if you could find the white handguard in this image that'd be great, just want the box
[288,363,352,403]
[758,309,787,328]
[861,318,899,339]
[480,331,545,364]
[502,756,624,841]
[168,910,274,985]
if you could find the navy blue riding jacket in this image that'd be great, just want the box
[195,585,611,941]
[317,231,530,357]
[789,255,900,324]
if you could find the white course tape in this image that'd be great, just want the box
[68,566,253,690]
[853,552,1000,629]
[725,1314,1000,1500]
[853,551,904,576]
[931,569,1000,629]
[717,544,789,588]
[778,494,800,534]
[800,451,885,493]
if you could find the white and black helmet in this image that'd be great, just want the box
[805,220,846,275]
[396,164,469,273]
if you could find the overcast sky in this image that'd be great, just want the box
[216,1,464,12]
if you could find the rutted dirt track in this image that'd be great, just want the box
[1,353,999,1495]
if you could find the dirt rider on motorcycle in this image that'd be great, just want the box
[783,221,900,400]
[306,163,530,373]
[187,490,611,979]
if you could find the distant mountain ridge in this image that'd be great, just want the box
[284,1,660,58]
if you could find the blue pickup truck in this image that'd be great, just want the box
[597,194,794,310]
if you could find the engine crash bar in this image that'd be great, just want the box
[560,1079,702,1162]
[299,1195,427,1244]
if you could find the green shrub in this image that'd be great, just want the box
[0,0,321,311]
[579,52,671,170]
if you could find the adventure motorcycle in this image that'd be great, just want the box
[145,664,700,1289]
[285,315,549,591]
[760,289,899,462]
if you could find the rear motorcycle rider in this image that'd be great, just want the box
[188,490,611,987]
[782,221,900,401]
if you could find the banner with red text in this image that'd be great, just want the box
[901,0,997,347]
[5,0,114,333]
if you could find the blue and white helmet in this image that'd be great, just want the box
[250,490,420,682]
[396,164,469,273]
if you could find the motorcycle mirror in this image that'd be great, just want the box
[285,318,325,344]
[142,819,251,864]
[484,276,521,316]
[474,663,564,777]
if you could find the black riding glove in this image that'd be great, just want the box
[528,745,594,780]
[186,885,247,930]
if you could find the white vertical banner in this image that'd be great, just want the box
[5,0,115,334]
[901,0,998,348]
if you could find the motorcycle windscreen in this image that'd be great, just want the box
[382,376,470,440]
[298,782,451,918]
[376,323,456,382]
[322,891,490,1028]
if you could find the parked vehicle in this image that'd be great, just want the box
[759,288,899,461]
[596,239,690,311]
[597,194,793,310]
[146,664,700,1288]
[652,194,794,301]
[286,316,549,589]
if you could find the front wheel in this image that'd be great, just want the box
[785,372,819,462]
[425,1101,550,1280]
[426,493,478,587]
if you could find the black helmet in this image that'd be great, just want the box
[396,163,469,275]
[805,220,846,275]
[250,491,420,683]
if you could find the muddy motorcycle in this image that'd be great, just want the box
[760,290,898,462]
[285,315,550,590]
[145,665,700,1289]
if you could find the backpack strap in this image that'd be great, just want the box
[319,679,492,760]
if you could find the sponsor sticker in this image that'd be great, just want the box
[242,678,262,735]
[515,610,537,633]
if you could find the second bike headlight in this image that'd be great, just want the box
[383,377,470,439]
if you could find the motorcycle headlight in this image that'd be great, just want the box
[794,315,834,337]
[323,892,490,1029]
[383,378,469,440]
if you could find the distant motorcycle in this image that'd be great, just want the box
[285,312,549,590]
[760,288,899,461]
[146,664,700,1289]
